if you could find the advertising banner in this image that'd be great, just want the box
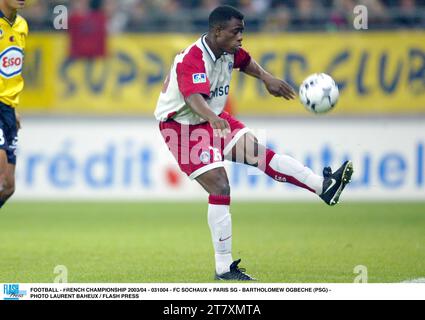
[20,32,425,115]
[13,118,425,201]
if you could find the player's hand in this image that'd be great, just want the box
[263,76,296,100]
[15,110,21,130]
[209,116,231,139]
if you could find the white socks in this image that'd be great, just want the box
[208,195,233,275]
[268,153,324,194]
[205,151,324,276]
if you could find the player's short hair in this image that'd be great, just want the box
[209,5,244,30]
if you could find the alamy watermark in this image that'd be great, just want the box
[54,265,69,283]
[353,5,368,30]
[53,5,68,30]
[354,265,368,283]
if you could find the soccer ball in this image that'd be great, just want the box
[299,73,339,114]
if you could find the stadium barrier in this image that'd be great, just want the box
[14,117,425,201]
[21,32,425,115]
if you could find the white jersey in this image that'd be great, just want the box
[154,34,251,125]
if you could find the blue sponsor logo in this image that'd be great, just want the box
[19,141,154,189]
[3,284,27,300]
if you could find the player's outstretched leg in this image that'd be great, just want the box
[196,168,255,281]
[260,149,324,194]
[259,149,353,205]
[319,160,354,206]
[228,133,353,205]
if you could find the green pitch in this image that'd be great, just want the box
[0,202,424,283]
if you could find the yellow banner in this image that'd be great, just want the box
[20,32,425,115]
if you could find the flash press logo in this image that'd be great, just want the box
[3,284,27,300]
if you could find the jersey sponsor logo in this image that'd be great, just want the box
[192,73,207,84]
[210,85,230,98]
[0,46,24,79]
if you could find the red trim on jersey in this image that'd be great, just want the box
[176,46,211,99]
[234,48,251,71]
[209,194,231,206]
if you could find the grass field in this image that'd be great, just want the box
[0,202,424,283]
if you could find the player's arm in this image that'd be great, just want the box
[242,58,296,100]
[185,94,230,138]
[176,55,230,138]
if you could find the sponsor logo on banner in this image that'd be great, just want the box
[0,46,24,78]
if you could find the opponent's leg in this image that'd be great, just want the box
[0,150,15,209]
[196,167,254,280]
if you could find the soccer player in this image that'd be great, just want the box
[155,6,353,280]
[0,0,28,209]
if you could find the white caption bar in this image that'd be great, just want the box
[1,283,424,300]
